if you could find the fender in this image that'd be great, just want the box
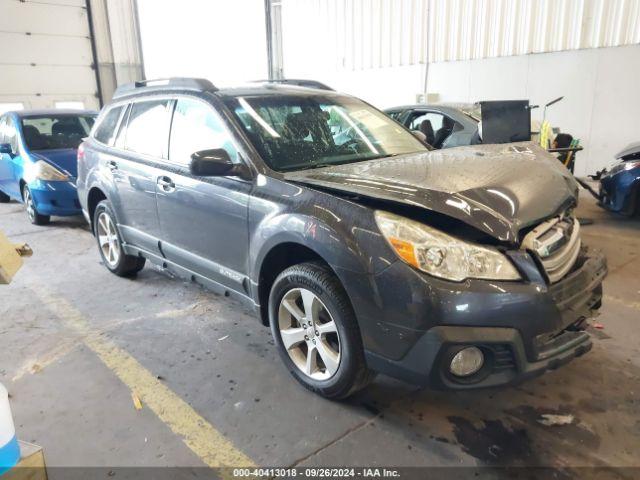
[247,175,399,325]
[77,138,120,226]
[249,176,395,281]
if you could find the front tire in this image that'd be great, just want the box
[0,190,10,203]
[93,200,145,277]
[269,262,374,399]
[22,186,50,225]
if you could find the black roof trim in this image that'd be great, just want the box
[252,79,334,91]
[112,78,218,99]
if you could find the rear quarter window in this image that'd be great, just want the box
[94,106,123,145]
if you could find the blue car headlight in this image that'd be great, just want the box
[29,161,69,182]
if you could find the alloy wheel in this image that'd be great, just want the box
[24,189,35,222]
[96,212,121,267]
[277,288,341,380]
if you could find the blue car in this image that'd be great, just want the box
[0,109,97,224]
[599,142,640,216]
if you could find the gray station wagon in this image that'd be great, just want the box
[77,78,606,399]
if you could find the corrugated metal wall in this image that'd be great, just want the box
[282,0,640,69]
[429,0,640,62]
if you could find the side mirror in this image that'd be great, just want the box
[0,143,13,155]
[190,149,238,177]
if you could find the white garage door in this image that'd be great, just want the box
[0,0,99,112]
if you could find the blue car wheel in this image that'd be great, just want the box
[22,185,50,226]
[0,190,9,203]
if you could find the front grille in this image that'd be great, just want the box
[522,214,581,283]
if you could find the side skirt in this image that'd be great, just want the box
[122,243,262,317]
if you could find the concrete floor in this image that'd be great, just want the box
[1,192,639,477]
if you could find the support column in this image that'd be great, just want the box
[265,0,284,80]
[86,0,145,105]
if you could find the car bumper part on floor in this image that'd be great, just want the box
[29,179,82,217]
[363,247,607,389]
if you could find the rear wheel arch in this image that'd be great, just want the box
[87,187,107,232]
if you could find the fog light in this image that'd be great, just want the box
[449,346,484,377]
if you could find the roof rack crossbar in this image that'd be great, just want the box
[113,77,218,99]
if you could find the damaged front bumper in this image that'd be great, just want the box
[362,247,607,389]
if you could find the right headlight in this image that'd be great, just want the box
[375,210,521,282]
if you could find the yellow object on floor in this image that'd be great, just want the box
[0,230,31,284]
[3,441,47,480]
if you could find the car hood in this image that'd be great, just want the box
[31,149,78,177]
[284,142,578,243]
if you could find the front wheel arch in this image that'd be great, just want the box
[19,179,27,199]
[257,242,336,326]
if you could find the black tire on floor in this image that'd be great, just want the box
[269,261,375,399]
[0,189,10,203]
[22,185,50,225]
[93,199,145,277]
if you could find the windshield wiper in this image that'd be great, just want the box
[308,163,334,169]
[310,153,400,168]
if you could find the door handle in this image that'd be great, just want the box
[157,176,176,193]
[106,160,118,171]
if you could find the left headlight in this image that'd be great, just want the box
[33,160,69,181]
[375,210,521,282]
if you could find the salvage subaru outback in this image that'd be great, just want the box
[77,78,607,399]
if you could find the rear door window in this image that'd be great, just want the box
[94,106,124,145]
[124,100,171,158]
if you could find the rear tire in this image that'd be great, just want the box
[269,261,374,399]
[22,186,50,225]
[0,190,10,203]
[93,200,145,277]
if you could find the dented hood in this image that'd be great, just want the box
[285,142,579,243]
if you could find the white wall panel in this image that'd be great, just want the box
[0,0,99,109]
[425,44,640,176]
[0,0,89,36]
[0,33,93,66]
[0,65,98,95]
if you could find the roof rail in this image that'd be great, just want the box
[253,79,334,91]
[112,77,218,99]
